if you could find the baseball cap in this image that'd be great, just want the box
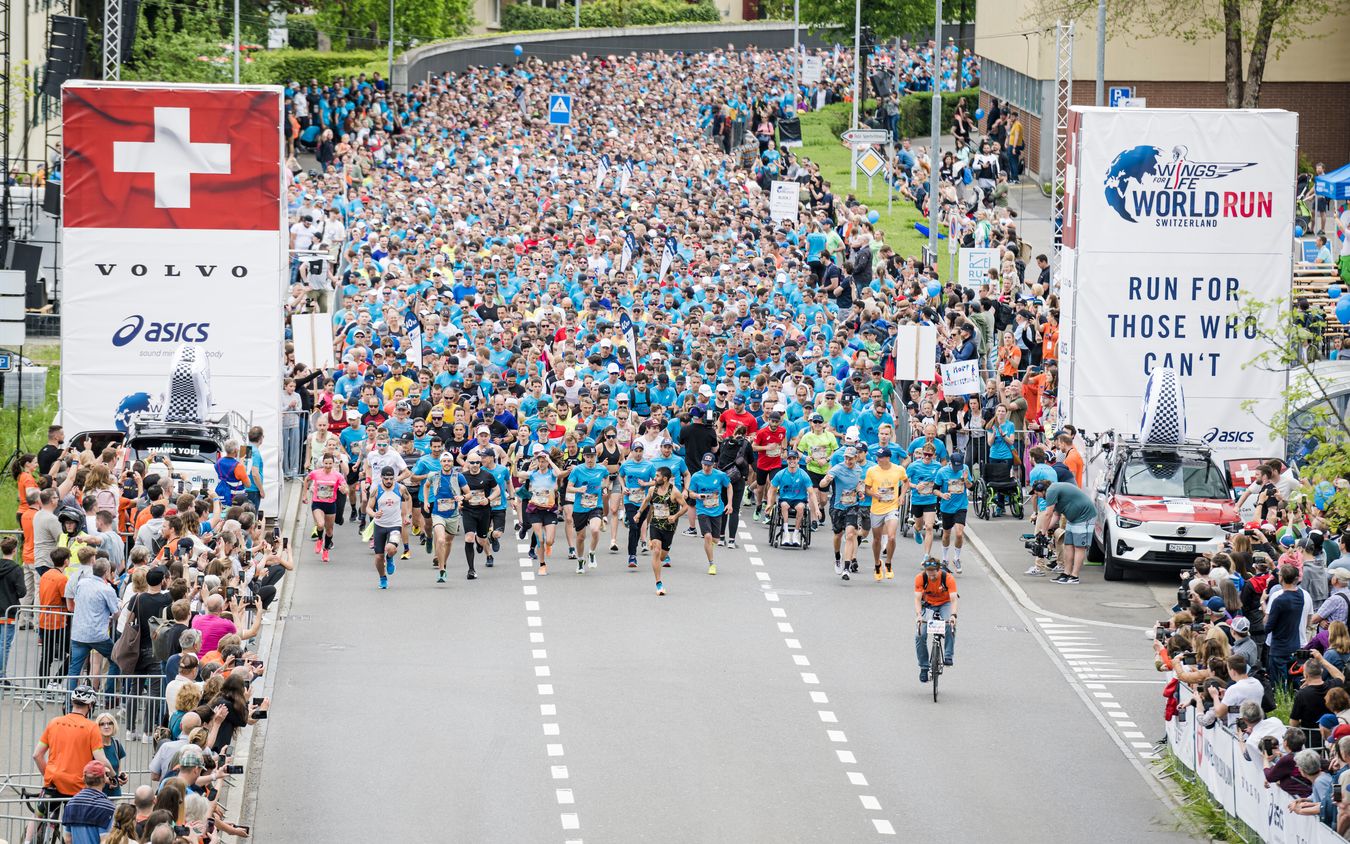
[83,760,108,779]
[178,749,204,769]
[1319,713,1341,730]
[1231,616,1251,634]
[380,466,396,477]
[631,441,644,450]
[810,413,824,423]
[607,362,621,374]
[1204,596,1228,615]
[950,452,964,466]
[701,453,715,464]
[145,567,166,587]
[476,425,491,435]
[581,445,596,456]
[395,400,410,411]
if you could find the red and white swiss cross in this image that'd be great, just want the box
[62,82,283,231]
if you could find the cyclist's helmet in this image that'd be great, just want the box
[921,557,942,568]
[1030,478,1053,494]
[70,685,97,706]
[56,505,84,525]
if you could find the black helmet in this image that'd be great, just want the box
[56,505,85,525]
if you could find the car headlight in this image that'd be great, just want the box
[1221,522,1242,533]
[1115,515,1143,529]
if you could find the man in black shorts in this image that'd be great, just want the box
[460,455,500,580]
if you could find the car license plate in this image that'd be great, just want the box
[1167,542,1195,553]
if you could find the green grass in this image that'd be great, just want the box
[1271,685,1295,724]
[797,104,941,276]
[1,344,61,531]
[1161,751,1259,842]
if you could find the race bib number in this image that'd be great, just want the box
[840,490,858,506]
[580,493,599,509]
[948,479,966,495]
[534,490,556,508]
[811,446,827,461]
[652,502,670,520]
[927,619,947,638]
[767,444,781,457]
[315,483,335,499]
[701,493,720,507]
[627,490,646,505]
[878,487,896,502]
[436,497,457,511]
[468,490,488,506]
[917,481,934,495]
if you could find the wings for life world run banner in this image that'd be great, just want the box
[61,82,286,507]
[1058,107,1297,459]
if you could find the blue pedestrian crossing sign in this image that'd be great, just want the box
[548,93,572,125]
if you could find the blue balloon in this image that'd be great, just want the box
[927,281,942,298]
[513,44,523,57]
[1329,285,1344,300]
[1337,294,1350,325]
[1295,225,1304,238]
[974,108,985,121]
[866,210,880,224]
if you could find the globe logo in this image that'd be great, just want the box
[114,392,154,432]
[1103,145,1163,223]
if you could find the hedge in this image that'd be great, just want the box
[286,13,320,50]
[240,50,384,85]
[501,0,720,32]
[895,87,980,139]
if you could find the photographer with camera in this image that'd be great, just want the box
[1263,727,1315,797]
[1029,479,1095,585]
[1207,654,1263,726]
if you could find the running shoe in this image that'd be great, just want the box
[401,549,411,560]
[610,542,619,553]
[682,527,698,537]
[588,552,597,569]
[835,560,844,576]
[529,547,538,560]
[841,571,850,581]
[656,581,665,596]
[486,555,495,568]
[1051,573,1071,584]
[517,523,528,539]
[628,556,638,568]
[314,539,323,554]
[1063,575,1080,585]
[568,547,577,560]
[436,570,447,584]
[874,567,883,582]
[1024,566,1047,577]
[914,529,923,545]
[716,537,725,547]
[919,669,929,683]
[386,559,396,576]
[884,568,894,580]
[467,570,477,580]
[379,576,388,590]
[943,658,954,667]
[321,548,329,563]
[727,538,737,549]
[850,561,859,574]
[640,541,650,554]
[953,560,963,574]
[491,536,500,553]
[662,558,671,568]
[411,525,421,537]
[707,563,717,576]
[576,560,585,574]
[810,520,820,532]
[539,564,548,576]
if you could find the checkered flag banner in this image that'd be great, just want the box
[1137,366,1186,447]
[161,345,213,423]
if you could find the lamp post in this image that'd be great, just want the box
[928,0,942,259]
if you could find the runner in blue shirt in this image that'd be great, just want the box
[567,447,610,572]
[906,444,943,560]
[821,446,868,579]
[618,443,657,567]
[769,452,813,547]
[422,452,465,583]
[482,449,512,564]
[687,454,732,575]
[936,452,972,574]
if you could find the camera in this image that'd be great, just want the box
[1024,533,1051,559]
[1259,736,1281,756]
[1154,626,1170,643]
[1179,651,1198,666]
[1295,649,1313,661]
[1336,784,1344,803]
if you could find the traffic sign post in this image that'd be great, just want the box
[0,354,11,373]
[1108,86,1134,107]
[840,128,889,145]
[548,93,572,125]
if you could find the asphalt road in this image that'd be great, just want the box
[252,504,1196,843]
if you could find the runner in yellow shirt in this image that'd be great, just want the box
[864,450,908,582]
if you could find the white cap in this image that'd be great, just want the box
[699,385,713,398]
[563,367,577,380]
[607,362,621,374]
[476,425,491,435]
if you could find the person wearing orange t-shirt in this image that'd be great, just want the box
[1056,431,1084,487]
[1023,368,1047,430]
[34,685,109,797]
[1041,314,1059,363]
[37,564,70,678]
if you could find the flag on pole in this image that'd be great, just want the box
[594,154,611,190]
[618,310,638,369]
[621,230,638,272]
[620,156,634,193]
[513,84,526,114]
[658,235,677,282]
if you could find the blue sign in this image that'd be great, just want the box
[1108,86,1134,107]
[0,354,11,372]
[548,93,572,125]
[1301,238,1319,263]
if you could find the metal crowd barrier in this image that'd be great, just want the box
[281,408,311,479]
[0,607,73,681]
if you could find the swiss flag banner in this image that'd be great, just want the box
[63,82,283,231]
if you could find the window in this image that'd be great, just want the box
[979,58,1040,117]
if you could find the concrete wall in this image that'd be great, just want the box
[397,22,834,88]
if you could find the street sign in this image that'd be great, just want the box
[1108,86,1134,107]
[0,354,11,373]
[840,128,889,145]
[1119,97,1147,109]
[856,148,885,177]
[548,93,572,125]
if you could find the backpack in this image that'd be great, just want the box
[920,567,956,604]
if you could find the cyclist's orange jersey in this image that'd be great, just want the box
[915,571,957,606]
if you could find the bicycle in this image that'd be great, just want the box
[918,607,953,703]
[15,785,64,844]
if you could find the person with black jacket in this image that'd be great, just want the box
[0,536,27,680]
[716,427,755,549]
[678,411,718,474]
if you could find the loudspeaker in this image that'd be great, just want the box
[40,15,88,98]
[120,0,140,58]
[5,242,43,290]
[42,181,60,217]
[870,73,891,99]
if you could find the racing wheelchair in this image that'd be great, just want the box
[767,499,814,549]
[973,461,1025,520]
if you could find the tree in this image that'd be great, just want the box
[794,0,934,39]
[1234,294,1350,533]
[1030,0,1336,107]
[312,0,473,50]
